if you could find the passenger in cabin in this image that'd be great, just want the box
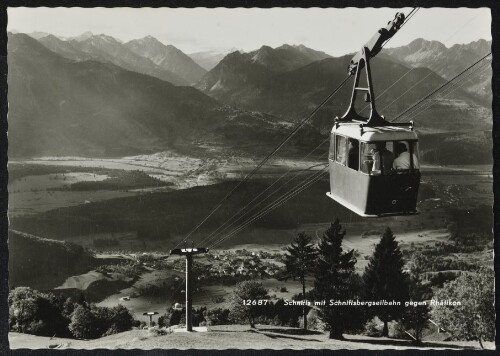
[371,142,394,174]
[393,142,419,170]
[347,138,359,170]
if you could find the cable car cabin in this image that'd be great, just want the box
[327,123,420,217]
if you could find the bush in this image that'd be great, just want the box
[363,319,380,337]
[204,308,231,326]
[158,308,182,328]
[432,268,494,349]
[211,296,225,304]
[69,305,98,339]
[299,309,324,331]
[8,287,71,337]
[389,321,407,339]
[158,307,206,328]
[148,326,172,336]
[68,304,135,339]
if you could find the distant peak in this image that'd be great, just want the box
[258,45,273,52]
[96,34,120,42]
[407,38,446,50]
[27,31,51,40]
[276,44,294,50]
[139,35,162,43]
[40,34,64,42]
[219,50,245,64]
[72,31,94,41]
[226,50,243,57]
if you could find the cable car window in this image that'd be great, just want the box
[361,142,375,174]
[393,141,420,171]
[329,134,336,161]
[371,141,395,175]
[411,141,420,170]
[335,135,347,165]
[347,138,360,171]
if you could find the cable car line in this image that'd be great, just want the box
[210,168,328,249]
[400,60,491,124]
[205,10,491,246]
[209,54,492,248]
[201,158,329,247]
[199,138,329,246]
[382,53,490,119]
[357,10,420,115]
[208,165,329,248]
[198,138,330,247]
[391,52,491,123]
[393,54,490,123]
[172,74,353,251]
[361,10,483,117]
[399,59,491,123]
[208,167,329,249]
[380,7,420,49]
[198,8,422,247]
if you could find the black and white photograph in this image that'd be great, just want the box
[1,4,496,351]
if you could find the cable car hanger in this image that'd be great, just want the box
[338,11,413,130]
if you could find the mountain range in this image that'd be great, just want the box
[188,49,240,71]
[36,33,188,85]
[7,31,493,161]
[383,38,491,98]
[7,33,292,158]
[195,44,331,101]
[125,36,207,84]
[194,45,490,135]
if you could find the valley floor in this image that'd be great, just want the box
[8,326,494,350]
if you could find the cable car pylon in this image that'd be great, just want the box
[169,246,208,332]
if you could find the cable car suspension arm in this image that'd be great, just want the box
[340,11,409,126]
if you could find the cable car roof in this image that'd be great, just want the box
[331,123,418,142]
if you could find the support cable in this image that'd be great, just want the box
[172,75,352,250]
[209,167,328,249]
[391,53,491,122]
[198,138,329,247]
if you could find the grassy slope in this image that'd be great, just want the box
[8,326,494,350]
[8,230,96,290]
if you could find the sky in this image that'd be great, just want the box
[7,7,492,55]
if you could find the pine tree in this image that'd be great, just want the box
[363,227,409,337]
[401,276,431,344]
[314,219,360,339]
[283,232,318,330]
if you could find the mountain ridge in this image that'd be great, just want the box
[195,44,331,101]
[35,32,188,85]
[125,36,207,84]
[7,33,292,158]
[383,38,491,98]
